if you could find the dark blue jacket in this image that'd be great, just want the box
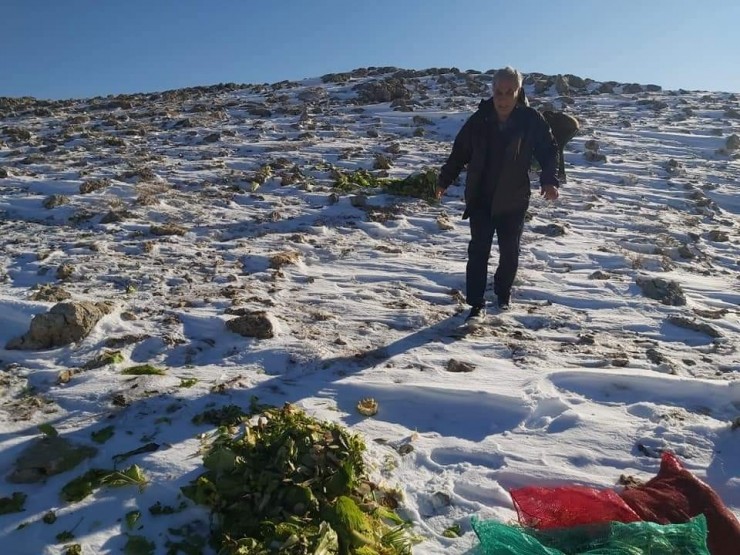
[438,98,559,217]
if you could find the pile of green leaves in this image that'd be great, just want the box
[381,169,438,201]
[332,167,438,202]
[182,402,415,554]
[332,168,384,192]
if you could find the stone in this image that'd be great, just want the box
[226,311,275,339]
[29,285,72,302]
[6,301,113,350]
[446,359,476,373]
[635,277,686,306]
[43,194,70,209]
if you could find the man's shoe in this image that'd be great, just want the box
[466,304,486,322]
[497,294,511,311]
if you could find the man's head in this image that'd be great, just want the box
[492,66,523,121]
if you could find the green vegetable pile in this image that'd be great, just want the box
[380,169,438,201]
[331,168,438,202]
[182,402,415,554]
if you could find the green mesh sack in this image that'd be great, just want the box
[471,514,710,554]
[470,517,561,554]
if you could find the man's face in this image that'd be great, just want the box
[493,77,519,119]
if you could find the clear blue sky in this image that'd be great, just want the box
[3,0,739,100]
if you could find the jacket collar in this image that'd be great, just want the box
[478,98,524,127]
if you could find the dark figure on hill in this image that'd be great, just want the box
[517,89,580,182]
[542,110,580,182]
[434,66,559,321]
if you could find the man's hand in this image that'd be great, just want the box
[540,184,559,201]
[434,185,445,200]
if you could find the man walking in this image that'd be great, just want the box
[435,67,559,321]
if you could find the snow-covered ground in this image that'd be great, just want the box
[0,68,738,554]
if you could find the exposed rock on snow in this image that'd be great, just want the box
[29,284,72,302]
[635,276,687,306]
[226,310,276,339]
[6,301,114,350]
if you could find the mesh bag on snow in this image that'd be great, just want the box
[510,485,642,529]
[471,514,710,554]
[619,452,740,555]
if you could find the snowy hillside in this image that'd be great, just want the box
[1,66,738,554]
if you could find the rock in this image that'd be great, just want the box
[564,74,587,90]
[6,301,113,350]
[29,285,72,302]
[150,223,187,236]
[79,178,111,194]
[3,126,32,141]
[245,103,272,117]
[534,79,551,94]
[646,348,667,365]
[100,209,130,224]
[412,115,434,126]
[297,87,328,103]
[8,436,97,483]
[584,150,607,162]
[354,78,411,104]
[726,134,740,151]
[677,245,695,259]
[635,276,686,306]
[584,139,600,152]
[532,223,567,237]
[43,194,70,209]
[666,316,721,338]
[664,159,683,174]
[436,215,454,231]
[555,75,570,95]
[446,359,476,373]
[373,153,392,170]
[56,264,74,280]
[269,251,301,269]
[0,167,8,178]
[349,195,368,208]
[622,83,643,94]
[708,229,729,242]
[202,132,221,143]
[226,311,275,339]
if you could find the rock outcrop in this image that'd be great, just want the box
[6,301,114,350]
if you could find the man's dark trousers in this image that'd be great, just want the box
[466,207,527,307]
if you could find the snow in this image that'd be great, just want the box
[0,69,738,554]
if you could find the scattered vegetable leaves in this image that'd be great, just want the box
[442,523,462,538]
[91,425,115,444]
[0,492,27,515]
[38,423,59,437]
[125,510,142,530]
[56,531,75,542]
[121,365,166,376]
[123,535,155,555]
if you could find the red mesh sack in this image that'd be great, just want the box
[619,451,740,555]
[511,485,641,529]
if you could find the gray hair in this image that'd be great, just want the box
[493,66,523,89]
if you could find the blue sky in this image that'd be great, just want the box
[3,0,739,100]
